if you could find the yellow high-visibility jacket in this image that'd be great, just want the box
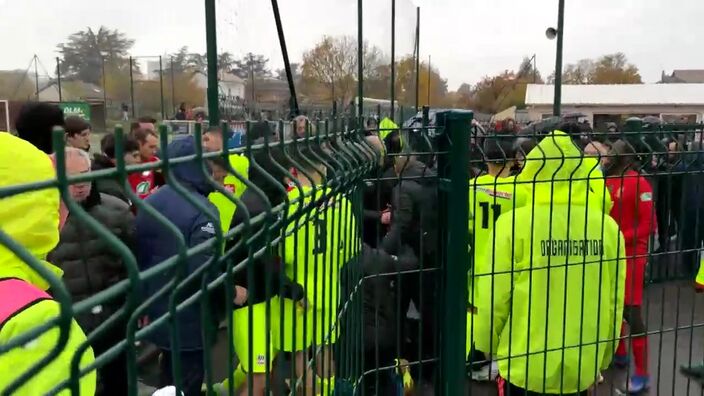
[472,130,626,394]
[0,133,96,395]
[208,154,250,232]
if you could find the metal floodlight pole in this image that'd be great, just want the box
[205,0,220,125]
[415,7,420,112]
[553,0,565,116]
[129,56,135,118]
[56,57,63,102]
[102,56,107,128]
[390,0,396,122]
[170,56,176,116]
[159,56,165,119]
[357,0,363,118]
[427,54,431,106]
[34,55,39,101]
[532,53,537,84]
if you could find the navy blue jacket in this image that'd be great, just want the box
[136,136,220,351]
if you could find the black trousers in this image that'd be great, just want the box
[158,349,205,396]
[396,269,439,381]
[92,322,128,396]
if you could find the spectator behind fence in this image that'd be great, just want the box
[381,155,440,381]
[48,147,135,396]
[652,137,684,254]
[677,139,704,279]
[603,140,656,393]
[14,102,65,154]
[175,103,187,120]
[135,136,219,396]
[64,116,92,152]
[472,130,626,395]
[92,133,142,204]
[361,135,390,247]
[137,116,157,132]
[0,133,95,394]
[129,127,160,199]
[292,115,312,139]
[352,245,418,395]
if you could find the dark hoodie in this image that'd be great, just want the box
[135,136,219,351]
[91,153,131,204]
[381,160,438,258]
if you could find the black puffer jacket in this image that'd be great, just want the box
[48,185,135,332]
[338,245,418,352]
[381,160,439,259]
[92,154,131,204]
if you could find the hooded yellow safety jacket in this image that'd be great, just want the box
[471,130,626,394]
[0,133,96,395]
[378,117,403,152]
[208,154,250,232]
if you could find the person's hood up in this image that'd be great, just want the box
[379,117,398,141]
[0,133,63,290]
[167,136,213,196]
[517,130,609,208]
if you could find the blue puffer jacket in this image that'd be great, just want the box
[136,136,220,351]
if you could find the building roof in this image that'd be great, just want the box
[661,69,704,84]
[525,83,704,106]
[37,80,104,102]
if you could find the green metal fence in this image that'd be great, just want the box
[0,110,471,396]
[6,115,704,396]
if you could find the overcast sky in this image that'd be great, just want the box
[2,0,703,90]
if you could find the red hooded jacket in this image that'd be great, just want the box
[606,169,656,305]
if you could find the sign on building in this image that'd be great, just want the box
[59,102,91,121]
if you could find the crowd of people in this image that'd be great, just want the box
[1,101,704,396]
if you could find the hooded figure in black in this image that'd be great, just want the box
[676,141,704,276]
[379,155,439,381]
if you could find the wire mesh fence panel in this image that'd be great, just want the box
[465,121,704,396]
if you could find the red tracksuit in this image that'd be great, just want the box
[606,169,656,306]
[128,156,160,200]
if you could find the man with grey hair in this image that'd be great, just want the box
[292,115,311,139]
[48,147,135,395]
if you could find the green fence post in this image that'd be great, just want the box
[205,0,220,125]
[436,109,471,395]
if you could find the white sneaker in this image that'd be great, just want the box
[471,361,499,382]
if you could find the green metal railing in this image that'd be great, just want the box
[0,110,472,395]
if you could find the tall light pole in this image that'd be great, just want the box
[547,0,565,116]
[205,0,219,125]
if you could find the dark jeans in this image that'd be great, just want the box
[397,270,439,382]
[360,347,397,396]
[92,322,128,396]
[501,378,588,396]
[159,349,204,396]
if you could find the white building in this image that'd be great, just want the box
[192,71,245,99]
[525,84,704,127]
